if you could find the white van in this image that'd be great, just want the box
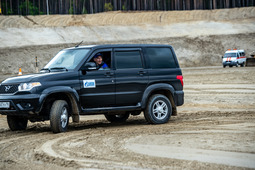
[222,49,246,68]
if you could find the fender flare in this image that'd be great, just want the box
[141,83,175,109]
[36,86,80,122]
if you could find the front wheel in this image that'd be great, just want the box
[144,94,172,124]
[7,115,28,131]
[104,113,129,123]
[50,100,69,133]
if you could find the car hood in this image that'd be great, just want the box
[1,72,70,85]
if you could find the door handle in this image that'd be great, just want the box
[104,72,114,77]
[138,71,146,76]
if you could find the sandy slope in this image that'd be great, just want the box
[0,7,255,74]
[0,7,255,48]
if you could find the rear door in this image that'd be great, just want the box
[114,48,148,106]
[144,47,182,90]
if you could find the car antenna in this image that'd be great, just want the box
[75,41,83,48]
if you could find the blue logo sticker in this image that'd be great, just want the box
[83,80,96,88]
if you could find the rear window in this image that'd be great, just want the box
[145,47,176,68]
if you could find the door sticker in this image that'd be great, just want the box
[83,80,96,88]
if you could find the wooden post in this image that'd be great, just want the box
[35,56,39,73]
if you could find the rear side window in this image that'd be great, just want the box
[115,51,143,69]
[145,47,176,68]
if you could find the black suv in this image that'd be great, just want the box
[0,44,184,133]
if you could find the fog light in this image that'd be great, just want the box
[24,103,32,109]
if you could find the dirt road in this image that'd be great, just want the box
[0,66,254,169]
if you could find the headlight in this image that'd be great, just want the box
[18,82,41,91]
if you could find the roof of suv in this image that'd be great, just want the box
[66,44,173,50]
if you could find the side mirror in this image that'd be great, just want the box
[81,62,97,71]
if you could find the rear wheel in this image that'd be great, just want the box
[7,115,28,131]
[104,113,130,123]
[50,100,69,133]
[144,94,172,124]
[241,62,244,67]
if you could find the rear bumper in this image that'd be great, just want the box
[0,94,40,116]
[174,91,184,106]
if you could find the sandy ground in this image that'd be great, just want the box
[0,66,254,169]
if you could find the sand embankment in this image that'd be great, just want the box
[0,7,254,74]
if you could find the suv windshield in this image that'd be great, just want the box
[224,53,237,58]
[44,49,89,70]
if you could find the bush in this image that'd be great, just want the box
[104,3,113,12]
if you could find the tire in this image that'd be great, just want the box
[7,115,28,131]
[229,65,233,67]
[241,63,244,67]
[223,65,226,68]
[50,100,69,133]
[144,94,172,124]
[104,113,129,123]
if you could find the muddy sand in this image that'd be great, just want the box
[0,66,254,169]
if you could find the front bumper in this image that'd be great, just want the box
[223,61,237,66]
[0,94,40,116]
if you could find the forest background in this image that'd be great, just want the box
[0,0,255,16]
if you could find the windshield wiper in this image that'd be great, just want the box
[50,67,68,71]
[40,68,50,73]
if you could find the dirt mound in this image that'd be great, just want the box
[0,33,254,75]
[0,7,255,74]
[0,7,254,28]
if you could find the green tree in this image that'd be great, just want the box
[19,0,40,15]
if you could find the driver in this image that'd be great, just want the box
[93,53,109,70]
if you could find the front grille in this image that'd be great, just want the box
[0,85,19,94]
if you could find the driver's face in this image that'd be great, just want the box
[94,56,103,65]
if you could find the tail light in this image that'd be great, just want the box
[176,75,183,86]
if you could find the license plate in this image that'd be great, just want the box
[0,102,10,108]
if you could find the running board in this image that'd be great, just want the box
[81,104,141,115]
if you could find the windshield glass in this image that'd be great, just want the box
[224,53,237,58]
[44,49,90,69]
